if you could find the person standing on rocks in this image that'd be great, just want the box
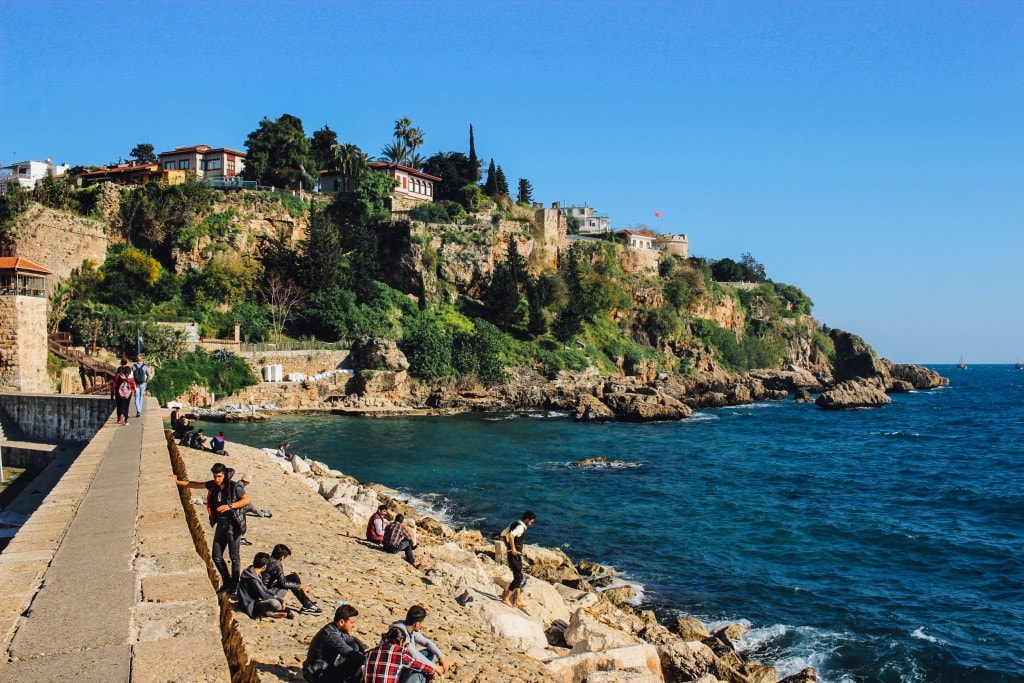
[382,514,417,566]
[130,353,152,418]
[262,543,323,615]
[303,603,367,683]
[500,510,536,609]
[366,504,389,544]
[389,605,448,682]
[175,463,249,594]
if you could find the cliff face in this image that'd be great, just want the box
[5,203,110,281]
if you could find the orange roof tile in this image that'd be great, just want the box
[0,257,52,274]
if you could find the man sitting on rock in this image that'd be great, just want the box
[382,514,417,566]
[262,543,322,615]
[237,551,290,619]
[210,431,228,455]
[366,504,389,544]
[303,603,367,683]
[389,604,449,682]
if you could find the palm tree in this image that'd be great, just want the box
[380,140,410,165]
[330,143,368,177]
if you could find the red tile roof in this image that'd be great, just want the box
[157,145,246,157]
[0,257,52,274]
[76,163,159,177]
[371,162,442,182]
[618,229,653,238]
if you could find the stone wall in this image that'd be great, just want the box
[0,295,50,394]
[6,203,109,281]
[0,394,112,442]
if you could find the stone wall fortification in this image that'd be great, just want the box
[7,203,110,281]
[0,295,50,393]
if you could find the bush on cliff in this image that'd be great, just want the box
[148,348,258,404]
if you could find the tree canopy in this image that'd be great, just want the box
[241,113,316,190]
[129,143,157,164]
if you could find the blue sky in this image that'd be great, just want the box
[2,1,1022,363]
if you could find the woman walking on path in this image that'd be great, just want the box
[111,360,135,426]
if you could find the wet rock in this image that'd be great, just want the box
[780,667,819,683]
[830,329,887,381]
[601,584,638,607]
[675,615,711,641]
[815,377,891,410]
[890,363,949,389]
[793,387,814,403]
[573,394,615,422]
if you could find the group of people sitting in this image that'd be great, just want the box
[170,407,228,455]
[303,603,450,683]
[236,543,323,618]
[366,504,422,568]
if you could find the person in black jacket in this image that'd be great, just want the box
[303,603,366,683]
[176,463,249,593]
[262,543,322,615]
[237,552,289,618]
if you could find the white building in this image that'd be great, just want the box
[0,159,71,193]
[557,203,612,235]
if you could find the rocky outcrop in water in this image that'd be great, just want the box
[815,377,892,409]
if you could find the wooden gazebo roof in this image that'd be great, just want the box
[0,257,52,275]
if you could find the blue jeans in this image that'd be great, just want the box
[135,382,147,415]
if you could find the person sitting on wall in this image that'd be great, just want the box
[210,431,228,455]
[262,544,323,615]
[174,416,194,442]
[237,551,291,619]
[382,514,418,567]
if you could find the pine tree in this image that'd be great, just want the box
[526,278,548,336]
[483,262,522,331]
[517,178,533,204]
[495,166,509,196]
[484,159,497,195]
[468,124,480,182]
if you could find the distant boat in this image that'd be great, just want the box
[1016,357,1022,371]
[957,356,967,370]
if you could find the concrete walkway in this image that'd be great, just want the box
[0,400,229,682]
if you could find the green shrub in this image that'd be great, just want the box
[148,347,258,404]
[410,202,450,224]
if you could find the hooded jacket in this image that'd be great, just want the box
[237,566,277,617]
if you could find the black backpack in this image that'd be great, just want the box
[132,363,149,384]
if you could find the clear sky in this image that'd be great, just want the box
[2,1,1022,364]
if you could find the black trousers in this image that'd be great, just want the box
[212,522,242,590]
[273,572,314,608]
[508,552,525,591]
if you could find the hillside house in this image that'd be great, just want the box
[157,145,246,180]
[0,159,71,194]
[618,229,656,251]
[71,162,185,188]
[319,162,441,211]
[617,229,659,275]
[558,203,612,235]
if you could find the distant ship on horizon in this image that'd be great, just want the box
[957,355,967,370]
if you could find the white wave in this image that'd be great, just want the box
[686,411,719,422]
[735,623,850,683]
[527,411,569,419]
[483,413,519,421]
[911,626,944,644]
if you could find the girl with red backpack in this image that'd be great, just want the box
[111,361,136,426]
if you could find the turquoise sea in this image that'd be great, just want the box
[222,365,1024,682]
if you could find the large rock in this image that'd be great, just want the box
[780,667,818,683]
[545,644,664,683]
[600,584,639,608]
[456,588,549,651]
[527,545,582,585]
[890,363,949,389]
[564,610,640,653]
[519,576,572,627]
[675,615,711,641]
[573,394,615,422]
[291,455,312,474]
[356,368,408,395]
[815,377,891,410]
[830,329,887,382]
[601,391,693,422]
[348,337,410,371]
[420,543,497,596]
[586,671,664,683]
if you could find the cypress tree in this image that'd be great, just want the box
[484,158,497,195]
[468,124,480,182]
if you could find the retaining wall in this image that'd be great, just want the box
[0,393,112,442]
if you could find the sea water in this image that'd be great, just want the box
[222,365,1024,682]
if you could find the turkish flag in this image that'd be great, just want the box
[655,212,662,218]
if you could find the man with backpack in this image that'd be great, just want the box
[131,354,153,418]
[500,510,537,609]
[175,463,250,594]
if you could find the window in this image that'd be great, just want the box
[164,161,175,170]
[227,160,235,172]
[179,160,190,170]
[206,159,221,170]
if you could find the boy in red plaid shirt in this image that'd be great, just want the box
[363,626,437,682]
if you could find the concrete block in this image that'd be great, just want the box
[132,635,230,682]
[134,600,220,642]
[141,573,214,603]
[0,643,130,682]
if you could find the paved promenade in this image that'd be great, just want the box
[0,399,229,682]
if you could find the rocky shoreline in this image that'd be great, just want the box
[172,431,820,682]
[206,330,948,423]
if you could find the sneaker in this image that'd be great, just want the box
[239,537,253,546]
[300,603,323,615]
